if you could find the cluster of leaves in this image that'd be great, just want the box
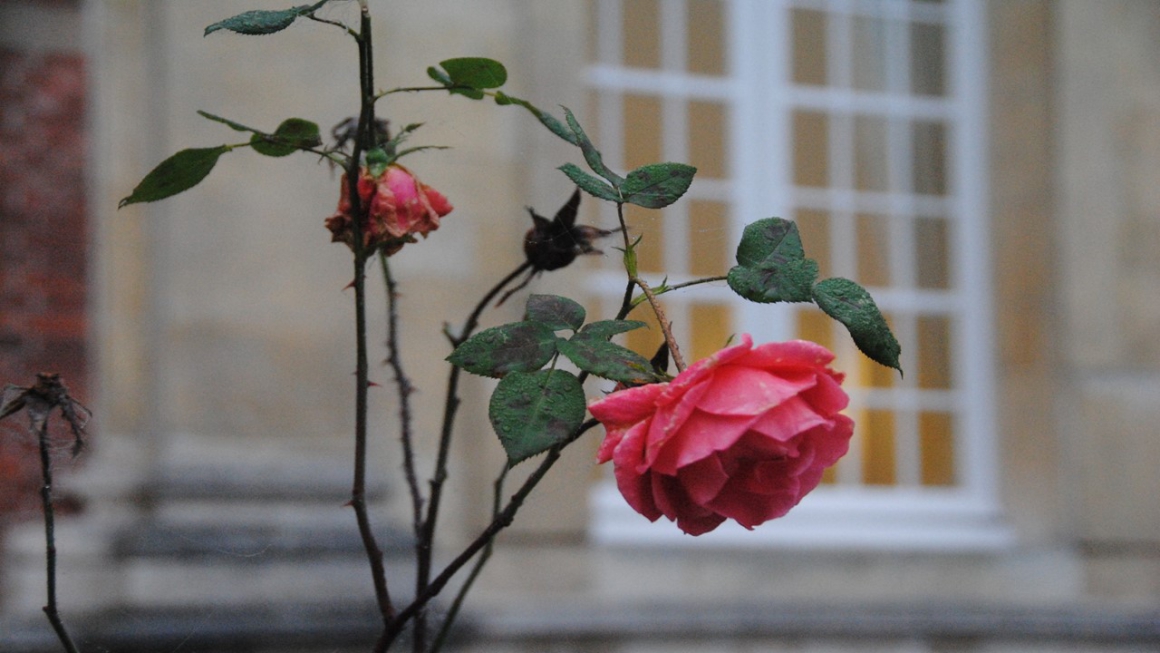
[727,218,901,372]
[448,295,658,464]
[426,59,696,210]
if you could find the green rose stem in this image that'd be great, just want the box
[346,0,396,629]
[615,202,687,372]
[37,418,80,653]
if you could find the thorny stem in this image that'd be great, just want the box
[413,260,533,650]
[37,420,80,653]
[629,275,729,308]
[616,203,687,371]
[346,3,395,628]
[427,463,511,653]
[380,254,424,542]
[380,420,600,650]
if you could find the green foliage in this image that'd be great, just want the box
[556,339,657,385]
[524,294,586,333]
[250,118,322,157]
[445,322,557,378]
[558,163,621,202]
[812,278,902,373]
[620,163,697,209]
[563,108,623,186]
[204,1,329,37]
[118,146,229,208]
[727,218,818,303]
[576,320,647,341]
[494,92,578,145]
[726,217,903,373]
[488,369,586,465]
[428,57,507,99]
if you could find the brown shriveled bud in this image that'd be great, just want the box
[522,189,612,271]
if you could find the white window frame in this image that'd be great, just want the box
[585,0,1012,550]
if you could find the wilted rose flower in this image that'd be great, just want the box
[325,164,452,255]
[589,334,853,536]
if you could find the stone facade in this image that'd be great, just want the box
[3,0,1160,651]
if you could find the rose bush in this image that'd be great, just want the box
[589,334,853,535]
[325,163,452,254]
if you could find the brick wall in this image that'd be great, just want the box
[0,47,88,521]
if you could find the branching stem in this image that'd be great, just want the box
[615,203,686,371]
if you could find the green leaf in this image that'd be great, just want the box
[735,217,805,268]
[489,369,586,465]
[494,92,578,145]
[812,277,903,373]
[576,319,647,341]
[198,110,253,133]
[438,57,508,89]
[727,258,819,304]
[620,162,697,209]
[563,107,623,186]
[558,163,621,203]
[204,1,327,37]
[446,321,558,378]
[250,117,321,157]
[524,294,586,332]
[557,338,658,384]
[426,66,453,86]
[118,146,229,208]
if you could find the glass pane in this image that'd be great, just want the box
[625,203,664,272]
[920,411,956,486]
[794,209,831,278]
[796,308,834,352]
[856,213,891,287]
[690,303,732,362]
[688,100,727,178]
[917,314,952,389]
[624,94,663,170]
[793,111,829,187]
[911,22,946,96]
[912,120,948,195]
[915,216,950,289]
[687,0,726,75]
[854,115,890,192]
[625,301,664,358]
[623,0,660,69]
[862,409,897,486]
[852,16,888,92]
[688,200,730,276]
[792,8,827,86]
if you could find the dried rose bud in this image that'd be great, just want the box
[523,189,612,271]
[325,164,452,255]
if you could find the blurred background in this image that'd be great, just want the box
[2,0,1159,651]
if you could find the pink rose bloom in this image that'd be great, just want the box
[325,164,452,255]
[589,334,853,536]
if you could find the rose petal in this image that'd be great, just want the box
[737,338,837,372]
[748,395,829,442]
[644,378,710,466]
[611,421,661,521]
[589,382,668,428]
[675,453,730,505]
[799,371,850,415]
[650,410,755,475]
[696,365,815,415]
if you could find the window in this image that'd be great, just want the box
[585,0,1010,549]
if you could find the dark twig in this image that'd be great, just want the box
[380,253,425,541]
[427,463,510,652]
[345,2,395,627]
[0,373,89,653]
[380,420,600,650]
[413,259,533,649]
